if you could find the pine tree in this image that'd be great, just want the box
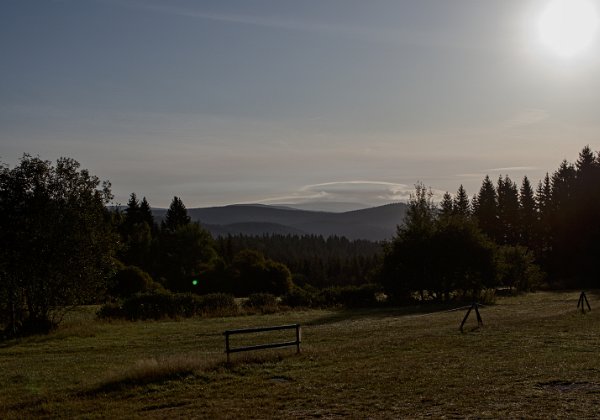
[518,176,536,249]
[453,184,470,218]
[139,197,154,228]
[162,196,191,232]
[535,173,552,258]
[439,192,454,222]
[124,193,141,226]
[497,175,519,245]
[473,175,499,242]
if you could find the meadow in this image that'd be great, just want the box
[1,291,599,418]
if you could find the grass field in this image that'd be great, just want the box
[1,291,600,418]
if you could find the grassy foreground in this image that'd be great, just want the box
[1,291,600,418]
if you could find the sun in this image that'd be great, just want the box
[538,0,599,57]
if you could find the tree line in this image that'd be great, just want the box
[2,146,599,334]
[380,145,600,301]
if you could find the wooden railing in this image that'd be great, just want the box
[223,324,301,363]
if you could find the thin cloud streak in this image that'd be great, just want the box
[259,180,446,206]
[117,0,481,50]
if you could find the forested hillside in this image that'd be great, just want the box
[2,146,600,335]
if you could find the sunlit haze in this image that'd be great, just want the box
[2,0,600,208]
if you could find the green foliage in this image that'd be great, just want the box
[496,246,543,292]
[98,291,237,320]
[381,184,498,302]
[215,234,381,289]
[162,196,191,232]
[243,293,279,313]
[109,265,164,298]
[155,223,217,292]
[319,284,380,308]
[229,250,293,296]
[196,293,238,315]
[0,155,117,335]
[281,286,318,308]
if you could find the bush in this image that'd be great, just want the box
[320,284,380,308]
[496,246,544,292]
[97,302,125,319]
[281,286,321,308]
[243,293,278,313]
[109,265,159,298]
[244,293,277,308]
[196,293,238,315]
[97,292,238,320]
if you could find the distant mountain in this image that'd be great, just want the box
[276,201,371,212]
[152,203,407,241]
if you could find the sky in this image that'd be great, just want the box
[2,0,600,209]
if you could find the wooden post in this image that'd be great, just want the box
[225,332,230,363]
[223,324,301,362]
[460,303,483,332]
[578,291,591,313]
[460,305,473,332]
[296,325,301,354]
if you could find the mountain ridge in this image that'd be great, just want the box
[152,203,407,241]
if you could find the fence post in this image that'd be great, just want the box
[296,324,301,354]
[225,331,230,363]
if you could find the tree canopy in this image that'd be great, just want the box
[0,155,117,335]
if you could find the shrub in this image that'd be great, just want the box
[319,284,380,308]
[281,286,320,308]
[197,293,238,315]
[243,293,278,313]
[244,293,277,308]
[109,265,157,298]
[496,246,544,292]
[98,291,238,320]
[97,302,125,319]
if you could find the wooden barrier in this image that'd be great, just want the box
[223,324,301,363]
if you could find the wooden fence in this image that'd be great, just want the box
[223,324,301,363]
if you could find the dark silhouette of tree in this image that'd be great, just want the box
[518,176,536,249]
[119,193,153,270]
[381,183,497,302]
[0,155,117,335]
[453,184,470,218]
[228,249,293,296]
[535,173,552,261]
[473,175,499,242]
[439,192,454,222]
[497,175,520,245]
[124,193,141,226]
[139,197,154,229]
[156,222,216,292]
[162,196,191,232]
[381,183,436,301]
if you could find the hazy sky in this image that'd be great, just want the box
[2,0,600,208]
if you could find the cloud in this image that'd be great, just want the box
[258,180,446,206]
[486,166,538,172]
[503,109,549,129]
[115,0,466,50]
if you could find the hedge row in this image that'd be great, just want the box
[98,292,237,320]
[281,284,381,308]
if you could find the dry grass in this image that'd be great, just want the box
[1,291,600,418]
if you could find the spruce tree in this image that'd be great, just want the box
[139,197,154,228]
[439,192,454,222]
[518,176,536,249]
[473,175,499,242]
[453,185,470,218]
[497,175,519,245]
[124,193,141,226]
[162,196,191,232]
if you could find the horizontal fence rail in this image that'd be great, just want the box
[223,324,301,363]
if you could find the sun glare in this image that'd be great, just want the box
[538,0,599,57]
